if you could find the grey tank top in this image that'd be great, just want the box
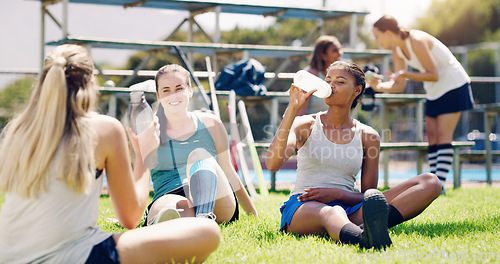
[291,113,364,196]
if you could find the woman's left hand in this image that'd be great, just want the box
[297,188,341,203]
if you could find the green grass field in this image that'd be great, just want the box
[2,187,499,263]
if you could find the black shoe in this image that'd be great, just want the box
[361,189,392,249]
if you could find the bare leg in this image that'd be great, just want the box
[115,218,220,264]
[426,116,439,146]
[147,194,195,225]
[351,174,441,226]
[383,173,441,220]
[427,112,462,190]
[286,202,350,241]
[186,148,236,223]
[426,112,461,145]
[435,112,462,144]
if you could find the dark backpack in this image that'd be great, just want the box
[215,58,267,96]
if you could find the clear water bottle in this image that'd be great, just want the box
[293,70,332,98]
[127,91,159,168]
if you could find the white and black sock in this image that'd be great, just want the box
[435,144,453,185]
[428,145,438,174]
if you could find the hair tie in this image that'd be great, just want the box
[53,57,67,68]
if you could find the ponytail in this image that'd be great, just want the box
[0,44,96,197]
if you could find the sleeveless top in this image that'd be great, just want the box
[0,162,110,263]
[291,113,364,196]
[395,30,470,100]
[151,113,217,202]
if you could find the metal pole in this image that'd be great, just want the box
[416,99,424,141]
[349,14,358,48]
[213,5,221,73]
[62,0,69,38]
[380,101,390,188]
[187,13,194,67]
[40,5,46,71]
[485,111,493,185]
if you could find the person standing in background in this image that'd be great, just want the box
[297,35,344,116]
[367,15,474,193]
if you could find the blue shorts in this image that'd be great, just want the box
[279,194,363,231]
[426,83,474,117]
[85,236,120,264]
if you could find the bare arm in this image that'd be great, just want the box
[265,84,315,171]
[369,32,439,93]
[368,49,407,93]
[94,115,150,229]
[360,126,380,192]
[398,32,439,82]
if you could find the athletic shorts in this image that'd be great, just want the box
[143,185,239,226]
[426,83,474,117]
[85,236,120,264]
[279,194,362,231]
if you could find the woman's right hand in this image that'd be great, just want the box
[127,117,160,167]
[288,84,316,112]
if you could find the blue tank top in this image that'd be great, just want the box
[151,113,216,202]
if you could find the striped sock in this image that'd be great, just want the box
[435,144,453,184]
[428,145,438,174]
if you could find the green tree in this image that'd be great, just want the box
[415,0,499,45]
[0,76,37,128]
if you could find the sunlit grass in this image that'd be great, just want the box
[1,187,499,263]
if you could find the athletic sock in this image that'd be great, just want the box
[339,223,363,245]
[435,144,453,184]
[189,159,218,217]
[387,205,404,228]
[428,145,438,174]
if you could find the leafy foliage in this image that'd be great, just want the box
[415,0,500,45]
[0,76,36,128]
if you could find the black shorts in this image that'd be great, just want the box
[85,236,120,264]
[143,185,239,226]
[425,83,474,117]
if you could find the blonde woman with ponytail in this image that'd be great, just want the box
[0,44,220,264]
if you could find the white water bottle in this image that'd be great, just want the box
[293,70,332,98]
[127,91,159,168]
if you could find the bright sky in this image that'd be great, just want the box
[0,0,432,70]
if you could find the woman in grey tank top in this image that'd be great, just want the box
[266,61,441,249]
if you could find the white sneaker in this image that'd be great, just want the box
[148,208,182,225]
[196,212,216,221]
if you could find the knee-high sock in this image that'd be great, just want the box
[428,145,438,174]
[189,160,218,217]
[435,144,453,183]
[339,223,363,245]
[388,205,404,228]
